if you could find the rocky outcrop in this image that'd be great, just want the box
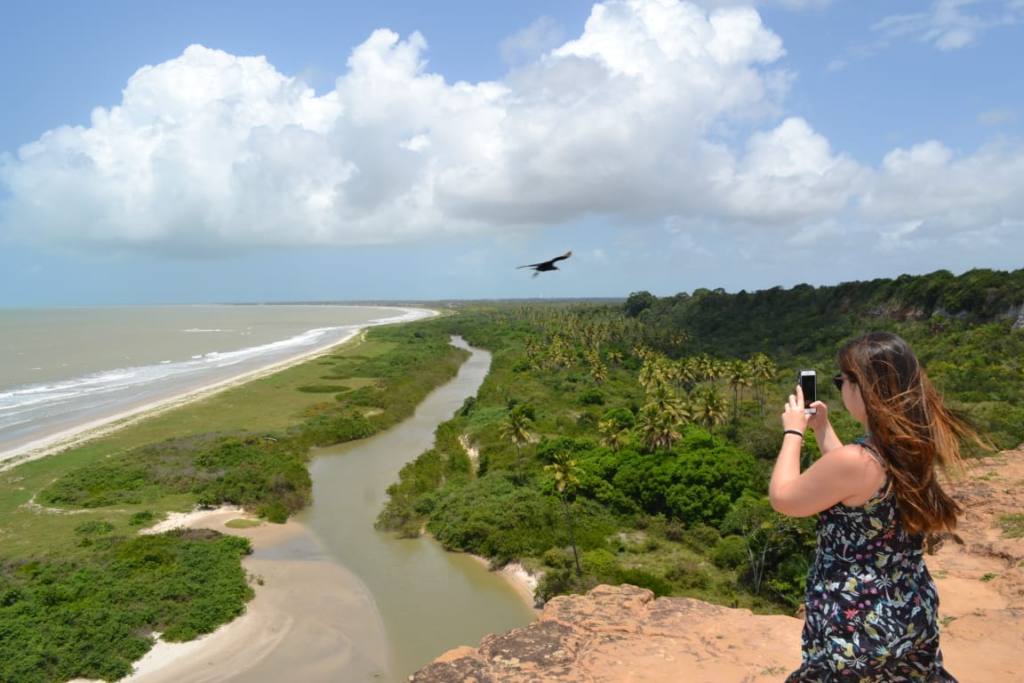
[412,585,802,682]
[413,449,1024,682]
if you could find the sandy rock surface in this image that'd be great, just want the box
[413,449,1024,682]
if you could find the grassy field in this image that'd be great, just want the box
[0,333,398,560]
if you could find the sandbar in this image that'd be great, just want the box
[123,507,392,683]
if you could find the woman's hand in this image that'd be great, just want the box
[781,384,811,434]
[806,399,830,433]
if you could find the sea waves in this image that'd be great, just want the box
[0,325,359,432]
[0,307,432,454]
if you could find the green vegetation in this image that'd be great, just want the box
[999,513,1024,538]
[0,322,468,681]
[8,324,467,555]
[0,530,252,683]
[2,267,1021,680]
[225,518,263,529]
[380,268,1022,613]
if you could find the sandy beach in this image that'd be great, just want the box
[114,507,392,683]
[0,306,436,472]
[468,554,541,612]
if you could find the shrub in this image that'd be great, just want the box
[296,384,350,393]
[681,524,721,552]
[665,559,711,589]
[128,511,156,527]
[602,429,757,526]
[260,502,289,524]
[0,533,252,683]
[999,513,1024,538]
[615,568,672,597]
[664,518,686,542]
[712,535,747,569]
[74,521,114,537]
[536,567,588,603]
[582,548,619,579]
[426,474,615,564]
[542,547,574,569]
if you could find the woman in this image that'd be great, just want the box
[770,332,979,681]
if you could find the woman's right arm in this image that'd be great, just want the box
[807,401,843,454]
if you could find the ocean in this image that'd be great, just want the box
[0,304,432,461]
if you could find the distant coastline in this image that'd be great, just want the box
[0,306,436,470]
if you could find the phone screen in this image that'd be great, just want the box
[800,371,816,406]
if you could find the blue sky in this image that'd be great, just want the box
[1,0,1022,306]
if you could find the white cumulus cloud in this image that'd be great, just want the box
[1,0,806,251]
[860,140,1024,245]
[0,0,1021,264]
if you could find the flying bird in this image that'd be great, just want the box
[517,251,572,278]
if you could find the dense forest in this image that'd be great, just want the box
[379,268,1024,612]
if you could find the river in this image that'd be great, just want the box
[298,336,536,680]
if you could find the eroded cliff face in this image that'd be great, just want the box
[413,450,1024,682]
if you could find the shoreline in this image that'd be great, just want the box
[112,506,391,683]
[468,553,541,612]
[457,434,539,612]
[0,306,436,472]
[23,313,539,683]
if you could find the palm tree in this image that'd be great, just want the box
[639,354,675,394]
[585,348,608,385]
[546,451,582,576]
[726,360,753,421]
[748,352,776,415]
[696,354,719,382]
[647,384,690,424]
[674,357,699,394]
[500,406,534,477]
[636,399,683,452]
[525,338,543,370]
[598,408,634,452]
[693,386,729,429]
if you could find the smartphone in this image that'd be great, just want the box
[798,370,817,414]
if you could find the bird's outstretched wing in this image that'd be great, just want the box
[516,251,572,269]
[551,250,572,263]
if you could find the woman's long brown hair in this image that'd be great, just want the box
[838,332,983,535]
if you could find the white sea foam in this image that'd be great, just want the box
[0,307,433,437]
[0,326,359,416]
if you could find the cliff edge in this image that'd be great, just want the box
[413,449,1024,682]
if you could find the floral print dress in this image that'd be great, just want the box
[787,441,956,682]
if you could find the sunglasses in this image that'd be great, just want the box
[833,373,851,391]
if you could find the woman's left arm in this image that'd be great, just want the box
[769,385,860,517]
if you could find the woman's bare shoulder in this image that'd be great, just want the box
[823,443,870,462]
[821,443,886,479]
[828,444,888,505]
